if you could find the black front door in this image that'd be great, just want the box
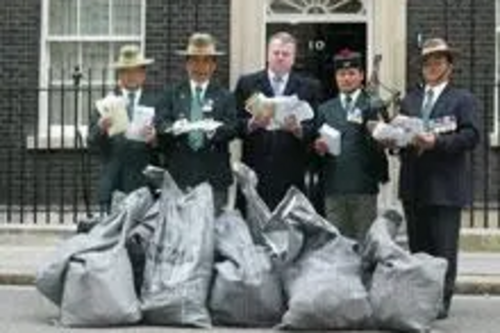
[266,23,367,100]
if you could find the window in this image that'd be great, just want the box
[35,0,146,148]
[267,0,367,19]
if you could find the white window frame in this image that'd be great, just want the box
[30,0,147,149]
[492,1,500,146]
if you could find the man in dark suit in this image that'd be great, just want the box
[313,49,388,242]
[398,38,479,319]
[234,31,322,211]
[154,33,237,212]
[88,45,158,215]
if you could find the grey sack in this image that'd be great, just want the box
[274,188,372,330]
[369,253,447,332]
[141,172,215,328]
[209,211,285,327]
[36,188,154,327]
[36,188,153,307]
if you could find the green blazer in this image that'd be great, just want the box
[315,90,388,195]
[154,80,237,190]
[87,88,159,205]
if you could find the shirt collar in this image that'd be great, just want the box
[121,88,142,105]
[268,70,290,85]
[190,80,209,99]
[341,88,361,105]
[425,81,448,100]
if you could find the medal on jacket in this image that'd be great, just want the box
[347,107,363,124]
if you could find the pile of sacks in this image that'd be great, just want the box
[36,164,447,332]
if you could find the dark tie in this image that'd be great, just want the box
[421,88,435,128]
[344,94,353,112]
[188,86,204,150]
[127,91,136,120]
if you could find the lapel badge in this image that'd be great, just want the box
[202,98,214,113]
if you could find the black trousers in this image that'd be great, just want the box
[403,201,461,310]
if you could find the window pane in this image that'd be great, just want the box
[112,0,142,35]
[49,0,78,35]
[80,0,110,35]
[48,89,103,126]
[49,42,79,82]
[82,42,111,73]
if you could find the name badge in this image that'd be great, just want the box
[202,98,214,113]
[347,107,363,124]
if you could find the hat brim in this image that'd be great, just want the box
[175,50,225,56]
[112,58,154,69]
[421,48,458,59]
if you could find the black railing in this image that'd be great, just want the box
[0,71,499,226]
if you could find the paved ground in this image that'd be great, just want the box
[0,286,499,333]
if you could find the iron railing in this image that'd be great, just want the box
[0,69,499,226]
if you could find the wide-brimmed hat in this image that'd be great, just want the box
[421,38,458,60]
[112,45,154,69]
[176,33,225,57]
[333,48,363,71]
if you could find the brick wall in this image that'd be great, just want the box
[0,0,231,215]
[145,0,230,88]
[0,0,498,216]
[407,0,500,203]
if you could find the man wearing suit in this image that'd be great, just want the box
[313,49,388,242]
[234,31,322,211]
[398,38,479,319]
[88,45,158,215]
[154,33,237,212]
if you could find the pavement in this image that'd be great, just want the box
[2,223,500,295]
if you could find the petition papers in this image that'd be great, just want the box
[95,94,154,142]
[245,93,314,129]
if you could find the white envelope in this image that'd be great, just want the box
[125,106,155,142]
[95,95,129,137]
[319,124,341,156]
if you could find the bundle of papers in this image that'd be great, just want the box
[165,118,223,136]
[95,94,155,142]
[319,123,341,156]
[95,95,129,137]
[245,93,314,129]
[371,115,425,147]
[125,106,155,142]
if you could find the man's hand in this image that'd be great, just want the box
[248,114,272,132]
[283,115,303,138]
[142,125,156,144]
[98,117,112,133]
[412,132,437,154]
[314,138,329,156]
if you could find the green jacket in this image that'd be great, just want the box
[315,91,388,195]
[87,88,159,204]
[154,80,237,190]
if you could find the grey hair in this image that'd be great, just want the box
[268,31,297,47]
